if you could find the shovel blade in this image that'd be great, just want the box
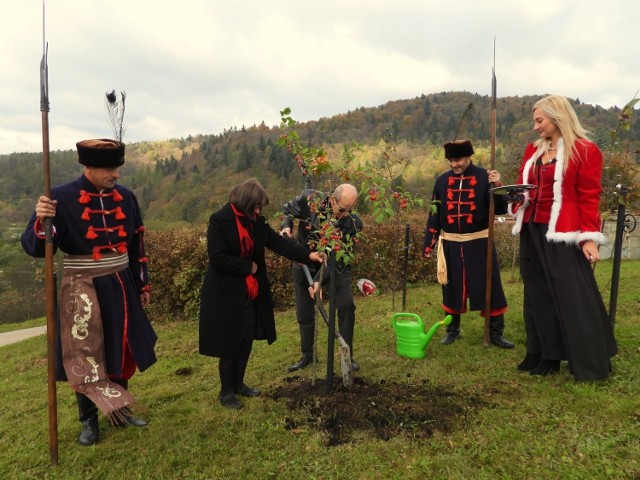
[339,345,354,387]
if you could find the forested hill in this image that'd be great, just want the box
[1,91,637,227]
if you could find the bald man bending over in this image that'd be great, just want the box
[280,184,363,372]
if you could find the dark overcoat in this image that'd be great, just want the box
[21,175,158,380]
[199,202,312,358]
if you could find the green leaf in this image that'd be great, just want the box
[622,98,639,113]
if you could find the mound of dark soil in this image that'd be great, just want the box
[270,376,488,446]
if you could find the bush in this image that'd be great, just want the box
[145,226,208,322]
[145,214,519,322]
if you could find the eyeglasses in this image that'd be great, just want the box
[331,195,356,215]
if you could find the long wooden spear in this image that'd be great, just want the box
[40,0,58,465]
[483,40,497,347]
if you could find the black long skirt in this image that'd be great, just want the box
[520,222,617,380]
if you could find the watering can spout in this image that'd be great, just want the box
[422,314,452,347]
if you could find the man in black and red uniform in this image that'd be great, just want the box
[422,139,513,348]
[22,139,157,446]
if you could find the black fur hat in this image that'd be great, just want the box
[444,140,474,159]
[76,139,125,168]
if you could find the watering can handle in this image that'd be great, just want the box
[391,312,423,328]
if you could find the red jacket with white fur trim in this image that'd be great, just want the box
[510,138,607,246]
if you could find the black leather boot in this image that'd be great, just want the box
[288,319,316,372]
[517,353,542,372]
[530,359,561,376]
[235,384,261,397]
[489,315,514,349]
[287,354,314,372]
[110,379,148,427]
[219,391,244,409]
[350,360,360,372]
[113,412,148,427]
[76,393,99,446]
[219,357,243,409]
[441,314,461,345]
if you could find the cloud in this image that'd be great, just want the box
[1,0,638,154]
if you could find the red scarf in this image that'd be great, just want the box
[231,203,259,300]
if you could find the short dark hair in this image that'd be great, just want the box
[229,178,269,215]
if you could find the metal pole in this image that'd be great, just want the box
[401,223,410,311]
[40,1,58,464]
[326,251,336,392]
[608,185,628,328]
[483,43,497,347]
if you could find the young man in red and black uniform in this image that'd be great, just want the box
[22,139,157,446]
[422,140,513,348]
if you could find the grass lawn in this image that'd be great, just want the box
[0,261,638,479]
[0,316,45,334]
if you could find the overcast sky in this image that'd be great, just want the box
[1,0,639,155]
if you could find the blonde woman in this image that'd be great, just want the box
[510,95,617,381]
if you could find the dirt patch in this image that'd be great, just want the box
[270,376,489,446]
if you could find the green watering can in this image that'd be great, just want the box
[391,313,453,359]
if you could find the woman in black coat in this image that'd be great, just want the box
[199,179,323,409]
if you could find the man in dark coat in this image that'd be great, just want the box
[199,179,323,409]
[22,139,157,446]
[280,184,363,372]
[422,140,513,348]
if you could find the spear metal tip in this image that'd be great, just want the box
[106,90,117,104]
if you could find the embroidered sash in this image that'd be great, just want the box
[60,253,135,421]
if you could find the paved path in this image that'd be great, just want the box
[0,326,47,347]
